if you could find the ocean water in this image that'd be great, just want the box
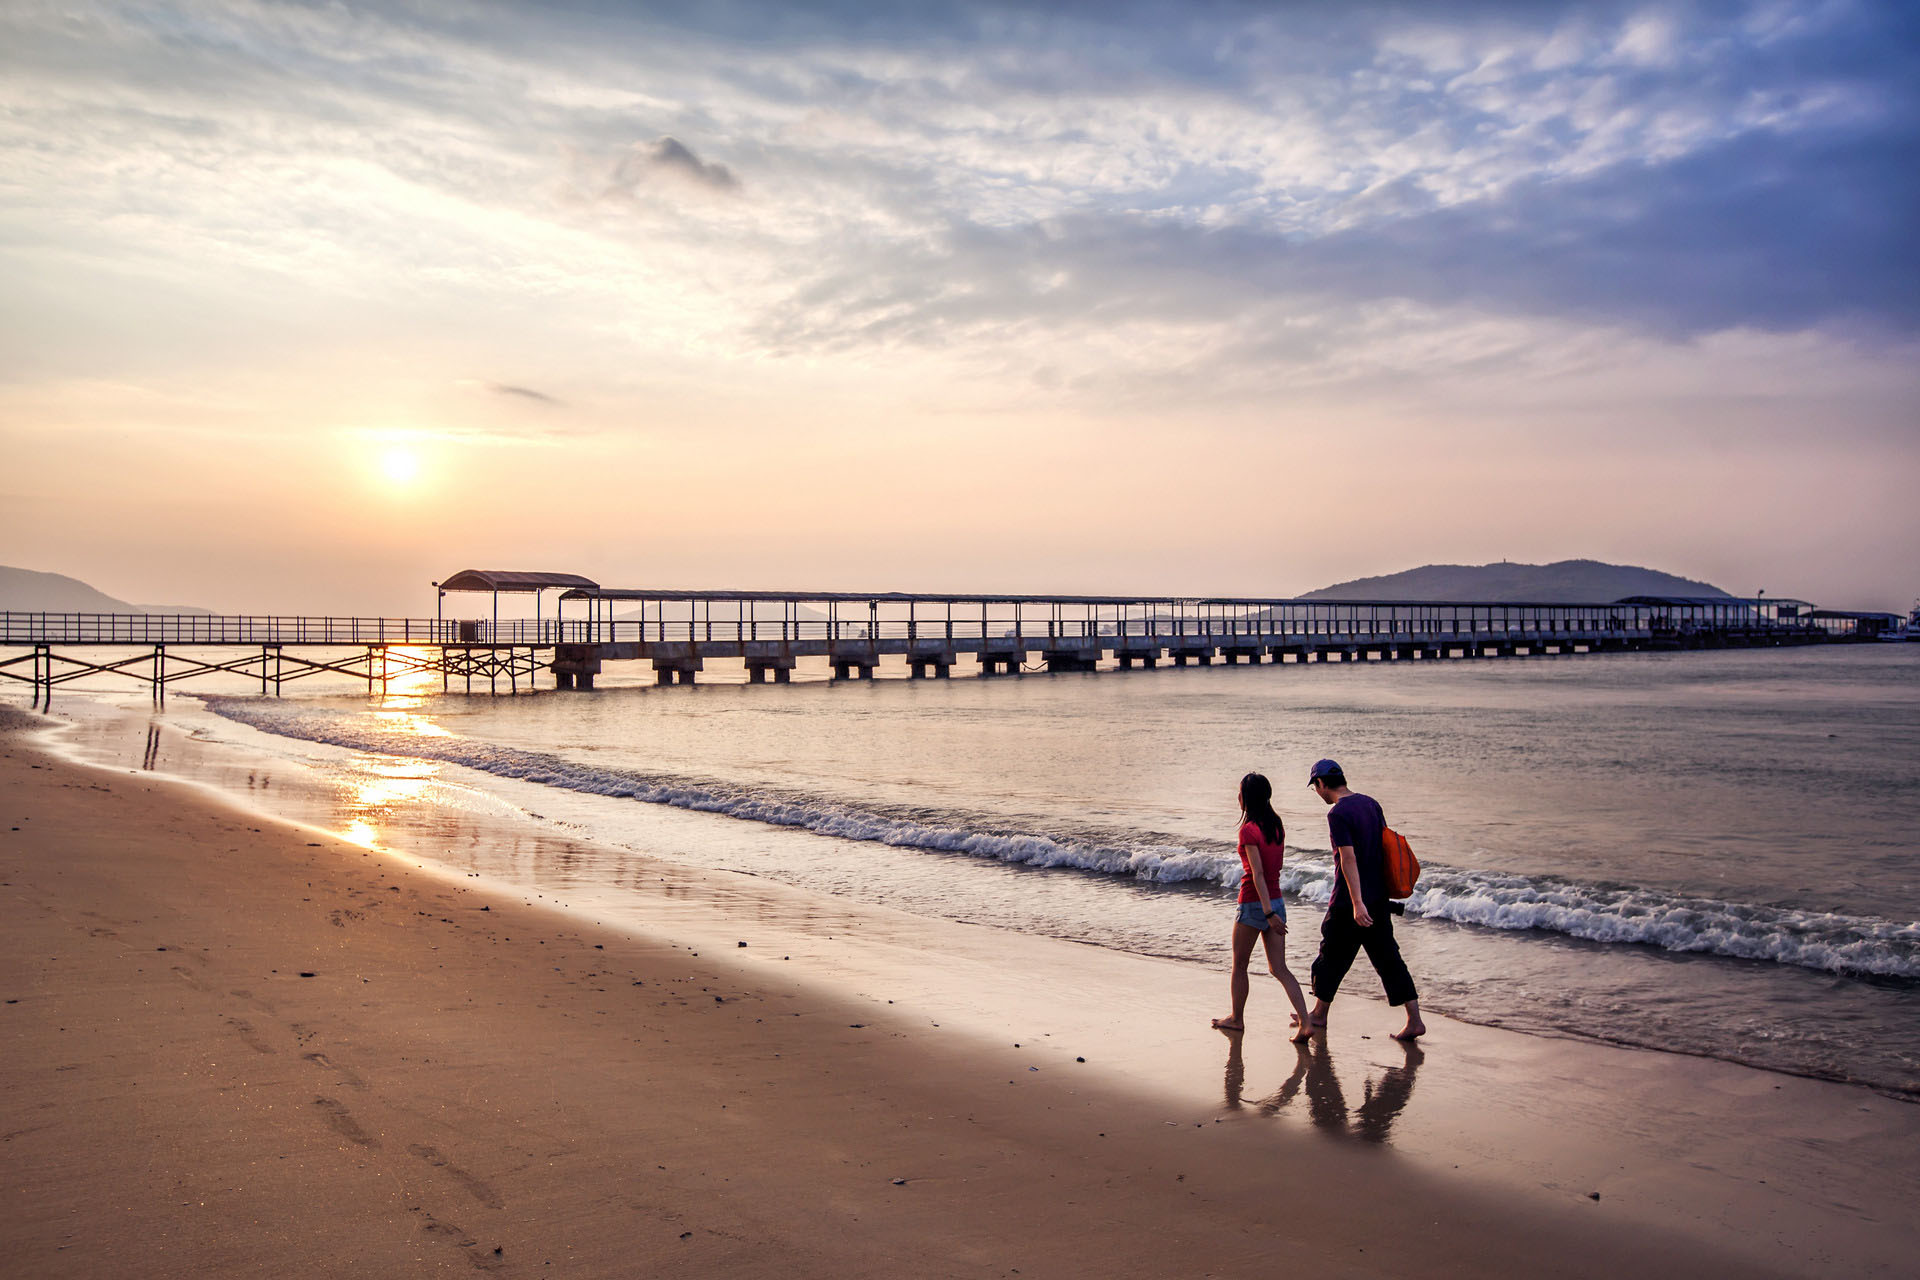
[34,643,1920,1095]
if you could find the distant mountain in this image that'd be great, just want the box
[0,566,213,614]
[1301,559,1733,603]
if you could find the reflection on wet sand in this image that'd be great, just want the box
[1222,1034,1423,1145]
[338,753,441,849]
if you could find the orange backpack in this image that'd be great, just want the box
[1381,826,1420,899]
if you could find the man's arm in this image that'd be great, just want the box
[1335,844,1372,927]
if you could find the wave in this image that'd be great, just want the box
[202,698,1920,981]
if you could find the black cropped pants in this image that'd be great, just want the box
[1310,905,1418,1007]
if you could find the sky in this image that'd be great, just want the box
[1,0,1915,614]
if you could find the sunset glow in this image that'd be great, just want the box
[380,449,421,490]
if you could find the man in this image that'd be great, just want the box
[1302,758,1425,1041]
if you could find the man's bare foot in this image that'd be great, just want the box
[1390,1016,1426,1041]
[1289,1012,1327,1029]
[1211,1016,1245,1031]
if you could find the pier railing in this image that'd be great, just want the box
[2,597,1828,648]
[2,614,467,645]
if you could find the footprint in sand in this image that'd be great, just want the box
[225,1017,276,1055]
[413,1211,507,1271]
[301,1051,368,1090]
[313,1097,380,1148]
[408,1143,505,1209]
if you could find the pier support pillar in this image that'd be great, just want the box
[552,643,604,691]
[746,657,797,684]
[908,650,955,679]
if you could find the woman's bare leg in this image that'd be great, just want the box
[1212,922,1259,1030]
[1261,926,1315,1041]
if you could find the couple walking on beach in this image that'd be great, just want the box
[1211,760,1425,1042]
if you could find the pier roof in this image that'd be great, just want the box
[1616,595,1811,607]
[562,587,1659,610]
[438,570,599,594]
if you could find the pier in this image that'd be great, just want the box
[0,570,1850,703]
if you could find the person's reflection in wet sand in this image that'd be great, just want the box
[1220,1033,1423,1144]
[1354,1041,1423,1143]
[1223,1033,1248,1110]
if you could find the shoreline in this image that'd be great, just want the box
[4,701,1918,1276]
[161,687,1920,1097]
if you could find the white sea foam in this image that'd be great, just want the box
[204,698,1920,981]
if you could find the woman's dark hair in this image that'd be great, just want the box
[1239,772,1285,846]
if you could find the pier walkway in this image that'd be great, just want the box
[0,578,1833,700]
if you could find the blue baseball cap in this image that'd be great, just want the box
[1308,758,1342,785]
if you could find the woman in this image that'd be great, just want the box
[1211,772,1313,1040]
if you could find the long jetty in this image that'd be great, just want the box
[0,571,1870,702]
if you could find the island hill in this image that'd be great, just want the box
[0,566,211,615]
[1300,559,1730,603]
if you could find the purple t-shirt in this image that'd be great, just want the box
[1326,792,1387,911]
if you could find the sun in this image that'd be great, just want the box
[380,447,421,487]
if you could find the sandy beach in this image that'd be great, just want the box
[3,702,1915,1278]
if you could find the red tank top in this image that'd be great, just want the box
[1236,820,1284,904]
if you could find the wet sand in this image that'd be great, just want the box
[2,703,1914,1277]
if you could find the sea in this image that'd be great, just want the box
[29,642,1920,1097]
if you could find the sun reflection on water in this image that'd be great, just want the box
[338,754,441,848]
[371,647,451,703]
[367,704,455,738]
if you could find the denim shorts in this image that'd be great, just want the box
[1237,899,1285,930]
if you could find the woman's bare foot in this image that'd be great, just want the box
[1289,1020,1314,1043]
[1211,1016,1245,1031]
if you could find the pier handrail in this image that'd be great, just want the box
[3,593,1829,650]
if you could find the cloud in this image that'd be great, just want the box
[485,382,566,407]
[7,0,1919,397]
[752,92,1920,359]
[608,136,740,195]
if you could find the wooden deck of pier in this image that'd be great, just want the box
[0,571,1837,700]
